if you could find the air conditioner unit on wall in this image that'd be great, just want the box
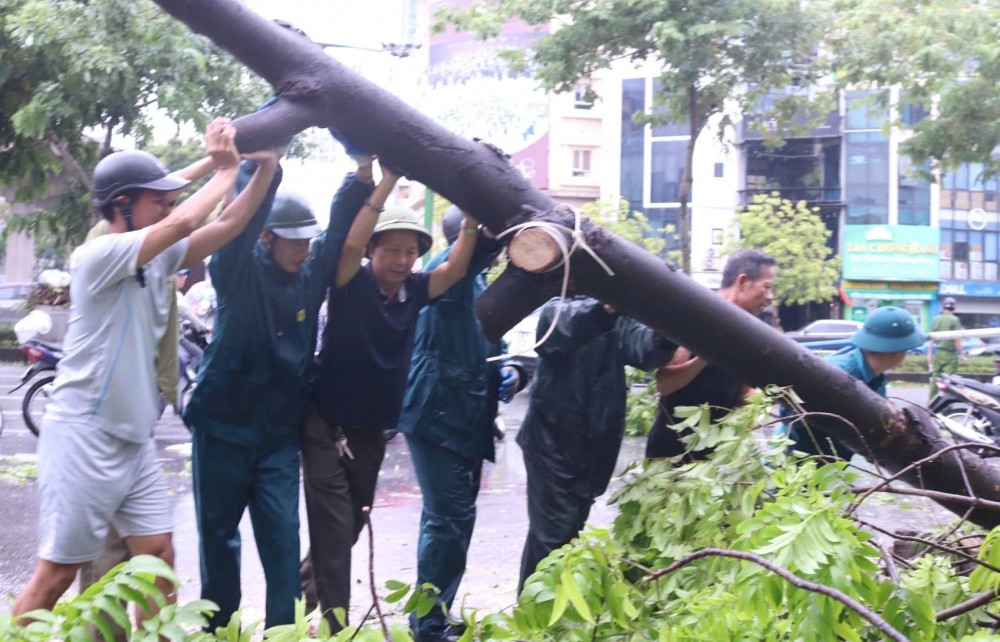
[704,247,718,271]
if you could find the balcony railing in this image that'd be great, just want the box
[739,187,844,207]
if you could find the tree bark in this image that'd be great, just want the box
[151,0,1000,529]
[677,84,699,275]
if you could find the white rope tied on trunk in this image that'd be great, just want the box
[486,208,614,362]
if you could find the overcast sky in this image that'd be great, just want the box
[243,0,410,54]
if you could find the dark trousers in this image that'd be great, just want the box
[518,454,594,593]
[405,433,481,641]
[191,430,301,629]
[300,404,386,630]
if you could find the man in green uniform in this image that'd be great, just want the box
[928,297,965,398]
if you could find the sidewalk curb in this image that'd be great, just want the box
[888,372,995,384]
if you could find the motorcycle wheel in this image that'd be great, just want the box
[22,375,55,437]
[942,403,996,457]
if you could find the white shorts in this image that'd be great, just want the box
[36,418,172,564]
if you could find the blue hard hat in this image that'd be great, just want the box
[851,306,925,353]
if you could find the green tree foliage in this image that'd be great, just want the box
[472,391,1000,641]
[825,0,1000,178]
[581,197,668,259]
[434,0,831,275]
[0,0,269,250]
[728,193,840,307]
[0,555,218,641]
[623,366,658,437]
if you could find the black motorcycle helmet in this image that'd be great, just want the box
[441,205,464,245]
[91,150,189,288]
[265,191,322,239]
[91,150,190,215]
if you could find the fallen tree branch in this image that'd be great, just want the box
[363,506,391,641]
[936,589,999,622]
[848,485,1000,512]
[874,539,900,584]
[854,518,1000,575]
[848,442,1000,515]
[642,548,909,642]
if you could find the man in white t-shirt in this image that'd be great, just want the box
[11,119,280,622]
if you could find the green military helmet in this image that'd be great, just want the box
[265,191,322,239]
[372,206,433,256]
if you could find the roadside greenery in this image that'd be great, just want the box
[0,0,270,253]
[7,390,1000,639]
[898,355,998,376]
[728,193,841,309]
[624,367,658,437]
[581,197,668,260]
[0,324,17,349]
[0,456,36,485]
[825,0,1000,179]
[435,0,829,274]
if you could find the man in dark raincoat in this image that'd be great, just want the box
[397,206,529,642]
[303,178,480,632]
[184,129,375,629]
[516,297,676,590]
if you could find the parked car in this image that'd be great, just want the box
[0,282,33,324]
[911,337,987,355]
[969,341,1000,357]
[785,320,863,344]
[799,338,854,352]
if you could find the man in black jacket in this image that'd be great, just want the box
[516,297,675,591]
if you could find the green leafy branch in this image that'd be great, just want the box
[644,547,908,642]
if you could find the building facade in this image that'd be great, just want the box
[606,77,996,331]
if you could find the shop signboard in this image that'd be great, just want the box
[940,281,1000,298]
[842,225,940,281]
[843,280,938,301]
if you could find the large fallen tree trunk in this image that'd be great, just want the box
[153,0,1000,529]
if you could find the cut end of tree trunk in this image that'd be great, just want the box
[507,227,570,273]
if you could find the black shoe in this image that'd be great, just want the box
[446,618,468,635]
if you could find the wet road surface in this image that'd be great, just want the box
[0,369,962,625]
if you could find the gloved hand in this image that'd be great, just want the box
[329,127,374,166]
[498,366,520,403]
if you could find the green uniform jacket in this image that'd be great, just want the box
[931,313,962,352]
[184,164,371,449]
[397,236,526,461]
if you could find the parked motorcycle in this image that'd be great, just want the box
[928,373,1000,456]
[175,318,209,417]
[10,339,63,436]
[11,318,208,436]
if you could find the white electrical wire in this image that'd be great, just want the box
[487,208,615,363]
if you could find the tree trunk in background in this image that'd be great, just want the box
[152,0,1000,529]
